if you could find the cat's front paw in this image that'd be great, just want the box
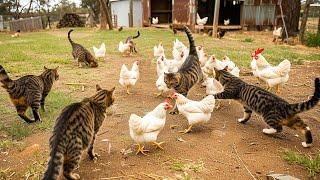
[302,142,312,148]
[88,151,100,161]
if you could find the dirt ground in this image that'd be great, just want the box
[1,54,320,179]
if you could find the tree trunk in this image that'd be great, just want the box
[100,1,107,29]
[129,0,133,27]
[99,0,113,30]
[318,13,320,34]
[26,0,34,14]
[299,0,312,43]
[278,0,300,38]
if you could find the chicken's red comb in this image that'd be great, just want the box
[254,48,264,56]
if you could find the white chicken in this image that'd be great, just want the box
[199,53,208,67]
[156,55,167,77]
[93,43,106,58]
[152,17,159,24]
[164,59,179,73]
[202,55,225,77]
[229,66,240,77]
[119,60,140,94]
[153,43,165,57]
[118,41,131,55]
[222,56,240,77]
[251,48,291,93]
[272,26,283,42]
[196,13,208,25]
[204,77,224,95]
[156,72,169,97]
[173,39,187,52]
[129,100,172,155]
[221,56,236,71]
[224,19,230,26]
[172,93,215,134]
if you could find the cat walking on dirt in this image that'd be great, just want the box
[0,65,59,123]
[125,30,140,54]
[164,26,203,114]
[43,85,115,180]
[68,29,98,68]
[213,68,320,148]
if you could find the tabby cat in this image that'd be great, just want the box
[214,69,320,147]
[0,65,59,123]
[43,85,115,180]
[164,26,203,114]
[125,30,140,54]
[68,29,98,68]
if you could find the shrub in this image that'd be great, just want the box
[305,32,320,47]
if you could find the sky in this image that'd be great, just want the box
[20,0,82,8]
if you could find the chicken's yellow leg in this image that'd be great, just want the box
[154,91,163,97]
[179,125,193,134]
[276,85,281,94]
[126,86,132,95]
[136,144,149,155]
[153,141,165,150]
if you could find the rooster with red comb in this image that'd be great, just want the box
[250,48,291,94]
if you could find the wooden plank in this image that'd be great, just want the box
[212,0,220,37]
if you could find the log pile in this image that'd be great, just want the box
[57,13,85,28]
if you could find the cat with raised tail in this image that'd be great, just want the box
[164,26,203,115]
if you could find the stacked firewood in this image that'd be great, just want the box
[57,13,85,28]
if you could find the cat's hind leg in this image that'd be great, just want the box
[284,116,312,148]
[238,106,252,124]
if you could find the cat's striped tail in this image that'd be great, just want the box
[183,26,197,56]
[67,29,74,45]
[289,78,320,115]
[0,65,13,89]
[42,149,64,180]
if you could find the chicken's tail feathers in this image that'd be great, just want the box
[129,114,142,132]
[276,59,291,75]
[289,78,320,115]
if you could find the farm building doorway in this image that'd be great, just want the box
[150,0,172,24]
[219,0,242,25]
[196,0,242,26]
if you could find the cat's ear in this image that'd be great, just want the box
[109,87,115,94]
[96,84,102,91]
[55,66,59,70]
[223,66,228,71]
[44,66,48,70]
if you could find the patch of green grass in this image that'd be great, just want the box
[35,91,74,131]
[6,122,33,140]
[0,140,13,151]
[243,38,254,43]
[283,150,320,177]
[24,159,47,179]
[0,91,73,139]
[171,159,205,173]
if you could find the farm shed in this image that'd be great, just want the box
[141,0,279,30]
[110,0,142,27]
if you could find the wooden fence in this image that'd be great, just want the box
[9,16,43,32]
